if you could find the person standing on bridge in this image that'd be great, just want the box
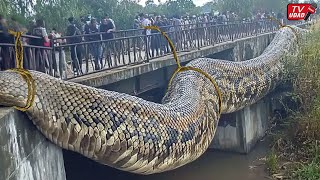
[85,18,102,70]
[30,19,50,73]
[100,16,115,68]
[66,17,83,75]
[0,15,13,70]
[139,13,151,59]
[104,14,116,31]
[50,28,67,79]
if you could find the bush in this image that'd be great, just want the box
[267,19,320,179]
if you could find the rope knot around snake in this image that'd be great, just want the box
[144,25,223,115]
[6,29,36,112]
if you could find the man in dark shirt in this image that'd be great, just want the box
[151,16,163,57]
[86,18,100,41]
[99,18,114,40]
[66,17,83,75]
[79,16,87,35]
[0,15,10,44]
[0,15,14,70]
[99,17,115,67]
[86,18,102,70]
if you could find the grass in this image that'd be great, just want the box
[295,157,320,180]
[266,151,279,174]
[265,20,320,179]
[294,144,320,179]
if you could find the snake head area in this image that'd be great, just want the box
[0,70,29,108]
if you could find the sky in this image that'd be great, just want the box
[138,0,212,7]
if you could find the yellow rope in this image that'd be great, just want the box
[144,26,223,115]
[282,25,299,41]
[267,16,299,40]
[267,16,285,28]
[6,29,36,112]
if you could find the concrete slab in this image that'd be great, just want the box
[0,107,66,180]
[211,96,271,153]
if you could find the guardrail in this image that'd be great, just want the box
[0,19,308,80]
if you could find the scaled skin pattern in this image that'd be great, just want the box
[0,26,304,174]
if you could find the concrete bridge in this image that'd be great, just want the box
[0,21,308,180]
[68,29,275,153]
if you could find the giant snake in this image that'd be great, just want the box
[0,26,305,175]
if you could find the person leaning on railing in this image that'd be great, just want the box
[138,13,152,59]
[0,15,15,70]
[150,16,163,57]
[50,28,67,79]
[99,16,115,68]
[85,18,102,70]
[66,17,84,75]
[29,19,51,73]
[9,16,31,69]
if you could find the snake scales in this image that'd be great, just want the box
[0,26,303,175]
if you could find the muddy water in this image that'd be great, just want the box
[63,88,271,180]
[142,140,271,180]
[63,140,270,180]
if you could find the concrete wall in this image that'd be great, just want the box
[233,33,274,61]
[210,97,271,153]
[0,107,66,180]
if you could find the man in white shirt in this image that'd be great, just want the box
[138,13,151,59]
[50,28,67,79]
[139,13,151,35]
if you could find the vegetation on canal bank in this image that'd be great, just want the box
[265,21,320,179]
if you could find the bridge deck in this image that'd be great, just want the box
[69,32,275,87]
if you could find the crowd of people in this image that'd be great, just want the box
[132,11,285,30]
[133,11,240,31]
[0,10,285,79]
[0,14,117,77]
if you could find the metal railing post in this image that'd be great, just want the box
[145,34,149,62]
[255,22,258,36]
[196,22,200,50]
[13,35,16,68]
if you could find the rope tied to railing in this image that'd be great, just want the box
[6,29,36,112]
[143,25,222,115]
[267,16,299,41]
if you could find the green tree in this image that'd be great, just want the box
[252,0,288,13]
[164,0,200,17]
[215,0,290,18]
[202,1,218,14]
[216,0,253,18]
[145,0,161,15]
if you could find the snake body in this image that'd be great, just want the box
[0,27,302,174]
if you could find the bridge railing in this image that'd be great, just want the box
[112,20,247,38]
[0,34,55,75]
[0,19,306,79]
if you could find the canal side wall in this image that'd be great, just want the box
[210,96,272,153]
[0,107,66,180]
